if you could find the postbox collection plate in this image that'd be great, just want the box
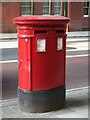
[57,37,63,51]
[37,38,46,52]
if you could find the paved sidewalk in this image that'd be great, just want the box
[0,31,90,40]
[67,31,89,37]
[1,87,89,118]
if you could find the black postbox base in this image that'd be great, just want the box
[18,86,65,113]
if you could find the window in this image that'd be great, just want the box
[21,1,33,16]
[84,1,90,17]
[42,0,50,15]
[54,0,62,15]
[42,0,62,16]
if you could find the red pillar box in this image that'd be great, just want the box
[13,15,70,113]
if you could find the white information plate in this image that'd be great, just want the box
[37,38,46,52]
[57,37,63,51]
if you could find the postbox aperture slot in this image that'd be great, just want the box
[37,38,46,52]
[34,30,47,34]
[56,30,64,33]
[57,37,63,51]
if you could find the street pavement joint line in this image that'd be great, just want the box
[66,54,89,58]
[66,86,89,92]
[1,98,18,103]
[0,60,18,63]
[67,49,88,52]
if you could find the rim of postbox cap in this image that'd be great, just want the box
[13,15,70,25]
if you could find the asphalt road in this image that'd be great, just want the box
[1,36,88,61]
[2,48,18,61]
[1,48,88,61]
[1,56,88,100]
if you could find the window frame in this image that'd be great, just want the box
[20,1,33,16]
[84,1,90,17]
[42,0,62,16]
[54,0,62,16]
[42,0,51,15]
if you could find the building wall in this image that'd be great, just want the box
[2,2,20,33]
[68,2,89,31]
[33,2,42,15]
[0,2,2,33]
[1,2,90,33]
[82,17,89,30]
[68,2,83,31]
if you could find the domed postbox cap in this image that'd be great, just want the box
[13,15,70,26]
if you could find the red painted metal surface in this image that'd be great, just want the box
[13,15,69,26]
[13,15,70,91]
[18,38,31,90]
[31,35,66,90]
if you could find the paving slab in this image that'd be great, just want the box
[66,31,90,37]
